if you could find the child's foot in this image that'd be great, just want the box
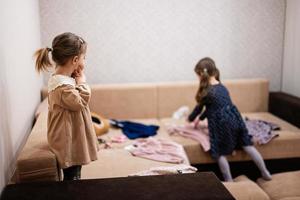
[262,171,272,181]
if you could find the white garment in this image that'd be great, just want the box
[172,106,190,120]
[129,164,197,176]
[48,74,76,92]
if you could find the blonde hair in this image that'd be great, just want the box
[34,32,87,73]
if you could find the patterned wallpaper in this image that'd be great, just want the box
[39,0,285,91]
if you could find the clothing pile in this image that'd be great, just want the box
[167,118,280,152]
[245,118,280,145]
[167,122,210,152]
[125,137,187,164]
[110,120,159,139]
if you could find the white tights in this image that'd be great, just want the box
[217,146,272,182]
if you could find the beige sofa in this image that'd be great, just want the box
[15,78,300,199]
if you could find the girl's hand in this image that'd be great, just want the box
[71,69,80,78]
[74,69,86,84]
[193,118,200,129]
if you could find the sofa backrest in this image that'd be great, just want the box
[224,79,269,114]
[157,81,198,118]
[42,78,269,119]
[89,83,158,119]
[157,79,269,118]
[88,78,269,119]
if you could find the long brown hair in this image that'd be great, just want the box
[195,57,220,104]
[34,32,87,73]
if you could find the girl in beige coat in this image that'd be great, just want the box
[34,32,99,181]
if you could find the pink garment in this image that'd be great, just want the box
[167,121,210,152]
[126,138,187,164]
[111,135,128,143]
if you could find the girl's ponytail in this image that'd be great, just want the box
[34,47,52,73]
[196,68,210,103]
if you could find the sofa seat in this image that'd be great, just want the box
[223,175,270,200]
[81,148,189,179]
[160,112,300,164]
[257,170,300,200]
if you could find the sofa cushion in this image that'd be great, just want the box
[157,81,198,119]
[224,79,269,113]
[223,175,270,200]
[160,112,300,164]
[89,83,158,119]
[34,97,48,119]
[157,79,269,118]
[81,148,189,179]
[257,170,300,200]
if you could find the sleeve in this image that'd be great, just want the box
[76,83,91,103]
[60,84,91,111]
[188,104,205,122]
[199,107,207,120]
[188,95,209,122]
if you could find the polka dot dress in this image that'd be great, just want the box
[189,84,253,159]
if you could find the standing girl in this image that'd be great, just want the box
[34,32,99,181]
[188,57,272,181]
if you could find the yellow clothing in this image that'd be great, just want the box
[47,75,99,169]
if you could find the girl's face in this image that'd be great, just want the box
[73,53,86,72]
[77,53,86,71]
[197,73,204,81]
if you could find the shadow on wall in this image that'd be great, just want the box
[0,59,14,190]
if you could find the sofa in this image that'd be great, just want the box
[14,78,300,199]
[223,170,300,200]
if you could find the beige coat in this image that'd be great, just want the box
[47,75,99,169]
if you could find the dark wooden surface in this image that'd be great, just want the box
[0,172,235,200]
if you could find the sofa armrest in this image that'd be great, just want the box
[269,92,300,128]
[17,148,60,182]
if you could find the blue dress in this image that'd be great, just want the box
[188,83,253,159]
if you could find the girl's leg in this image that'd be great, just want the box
[242,145,272,180]
[217,156,233,182]
[63,166,77,181]
[63,165,81,181]
[75,165,82,180]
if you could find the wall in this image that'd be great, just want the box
[39,0,285,91]
[282,0,300,97]
[0,0,42,193]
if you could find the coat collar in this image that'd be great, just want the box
[48,74,76,92]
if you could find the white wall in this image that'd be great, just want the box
[282,0,300,98]
[0,0,42,193]
[39,0,285,91]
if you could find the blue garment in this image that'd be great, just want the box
[188,83,253,159]
[110,120,159,139]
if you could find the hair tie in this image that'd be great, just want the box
[46,47,53,52]
[203,68,208,73]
